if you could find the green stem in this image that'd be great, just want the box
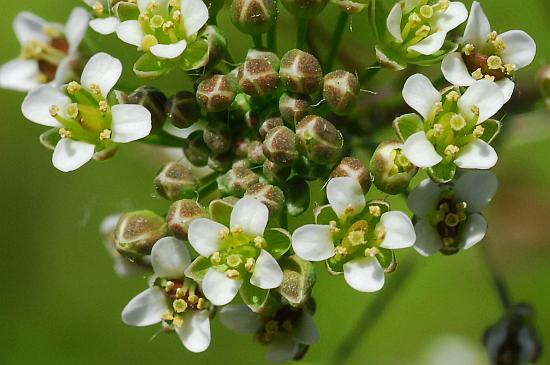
[482,244,512,310]
[359,63,381,85]
[139,130,185,147]
[325,12,349,71]
[267,24,277,53]
[296,18,308,49]
[198,176,220,203]
[280,211,288,230]
[252,34,263,49]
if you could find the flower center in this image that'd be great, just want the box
[20,29,69,82]
[138,0,186,51]
[159,278,209,328]
[461,31,516,81]
[432,196,468,255]
[256,305,304,345]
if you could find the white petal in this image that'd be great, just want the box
[21,85,69,126]
[326,177,366,218]
[52,55,76,87]
[455,171,498,212]
[230,197,269,237]
[13,11,48,45]
[89,17,120,35]
[407,178,442,217]
[462,1,491,48]
[65,7,89,54]
[187,218,225,257]
[150,40,187,59]
[81,52,122,97]
[121,287,168,326]
[498,30,536,69]
[52,139,95,172]
[0,59,40,92]
[413,219,443,256]
[403,131,442,168]
[408,31,447,55]
[180,0,209,37]
[291,224,334,262]
[175,310,211,353]
[250,250,283,289]
[202,268,242,306]
[454,139,498,169]
[441,52,476,87]
[402,74,441,119]
[137,0,170,12]
[458,80,504,124]
[343,256,385,292]
[403,0,422,13]
[151,237,190,278]
[116,20,144,47]
[111,104,152,143]
[293,312,319,345]
[458,213,487,250]
[432,2,468,32]
[386,3,403,43]
[219,304,262,334]
[379,211,416,249]
[496,78,515,103]
[266,338,299,364]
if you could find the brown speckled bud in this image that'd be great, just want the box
[166,200,206,240]
[208,153,233,172]
[233,137,250,158]
[263,126,299,166]
[217,165,260,197]
[196,74,236,112]
[280,49,323,95]
[182,130,210,167]
[245,183,285,215]
[166,91,201,128]
[323,70,359,115]
[238,57,279,97]
[263,160,291,185]
[154,162,198,200]
[369,141,418,195]
[331,157,371,193]
[247,140,266,165]
[203,122,232,154]
[128,86,167,130]
[115,210,167,258]
[296,115,343,165]
[281,0,328,18]
[230,0,277,35]
[279,93,310,127]
[259,116,284,138]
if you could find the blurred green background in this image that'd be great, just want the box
[1,0,549,364]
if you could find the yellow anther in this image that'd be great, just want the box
[230,225,243,234]
[433,123,443,137]
[58,128,72,139]
[443,237,455,246]
[172,315,184,328]
[432,102,443,115]
[226,269,240,279]
[348,230,365,246]
[146,1,159,12]
[196,298,206,310]
[89,83,102,96]
[173,299,188,313]
[161,310,174,321]
[444,144,460,157]
[244,257,255,272]
[488,31,498,42]
[254,236,266,248]
[493,39,506,51]
[227,254,242,268]
[473,125,485,138]
[446,90,460,102]
[484,74,495,82]
[93,1,105,15]
[141,34,158,52]
[43,26,62,39]
[65,103,79,119]
[504,63,516,75]
[408,12,422,26]
[369,205,381,217]
[462,43,475,56]
[162,21,174,33]
[35,73,48,83]
[99,100,109,113]
[419,5,434,18]
[472,68,484,80]
[67,81,81,95]
[396,151,411,168]
[343,204,356,216]
[415,25,431,37]
[471,105,480,115]
[376,226,385,241]
[450,114,466,131]
[456,201,467,210]
[99,129,112,141]
[188,294,199,304]
[176,287,187,299]
[334,246,348,256]
[138,13,150,22]
[49,104,59,117]
[364,246,380,257]
[211,251,221,264]
[329,220,340,234]
[487,55,503,70]
[437,0,449,11]
[217,227,229,240]
[169,0,179,7]
[164,280,175,292]
[172,10,181,21]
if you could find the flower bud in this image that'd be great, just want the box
[208,153,234,172]
[369,141,417,195]
[202,25,227,68]
[230,0,277,35]
[263,160,291,185]
[263,126,299,166]
[166,199,207,240]
[259,115,284,138]
[245,182,285,215]
[203,122,232,154]
[279,93,311,127]
[237,56,279,97]
[128,86,167,130]
[196,74,236,112]
[182,130,210,167]
[247,140,266,165]
[331,157,371,193]
[166,91,201,128]
[331,0,368,14]
[283,177,310,216]
[246,49,281,70]
[230,93,253,118]
[115,210,167,257]
[276,255,316,307]
[217,165,260,197]
[154,162,198,201]
[296,115,343,165]
[323,70,359,115]
[280,49,323,95]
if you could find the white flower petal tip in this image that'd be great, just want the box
[65,7,90,53]
[230,197,269,237]
[52,139,95,172]
[121,287,168,326]
[219,305,262,334]
[180,0,209,37]
[497,78,515,103]
[343,256,385,292]
[455,171,498,212]
[458,80,504,124]
[413,219,443,256]
[187,218,225,257]
[116,20,144,47]
[403,132,442,168]
[0,59,40,92]
[379,211,416,250]
[463,1,491,48]
[13,11,49,45]
[441,52,476,87]
[89,17,120,35]
[151,237,190,279]
[294,312,320,345]
[407,178,442,217]
[150,40,188,59]
[434,2,468,32]
[386,3,403,43]
[402,74,441,119]
[408,31,447,56]
[326,177,366,218]
[498,30,537,69]
[250,250,283,289]
[81,52,123,97]
[454,139,498,170]
[175,310,211,353]
[111,104,152,143]
[459,213,487,250]
[291,224,335,262]
[21,85,70,127]
[202,268,242,306]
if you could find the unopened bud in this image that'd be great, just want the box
[128,86,167,130]
[280,49,323,95]
[217,165,260,197]
[276,255,316,307]
[238,56,279,97]
[323,70,359,115]
[115,210,168,257]
[263,160,291,185]
[263,126,299,166]
[331,157,371,193]
[182,130,210,167]
[369,141,418,195]
[230,0,277,35]
[166,199,206,239]
[202,25,227,68]
[166,91,201,128]
[208,153,234,172]
[154,162,198,200]
[259,116,284,138]
[245,183,285,215]
[279,93,311,127]
[247,140,266,165]
[203,122,232,154]
[196,74,236,112]
[296,115,343,165]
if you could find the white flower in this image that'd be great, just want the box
[187,197,284,306]
[116,0,209,59]
[0,8,89,91]
[291,177,416,292]
[83,0,120,35]
[407,171,497,256]
[21,52,152,172]
[441,1,536,102]
[401,73,504,171]
[219,304,320,363]
[121,237,211,353]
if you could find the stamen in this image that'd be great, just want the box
[172,315,184,328]
[226,269,240,279]
[211,251,222,264]
[369,205,381,217]
[329,220,340,234]
[450,114,466,131]
[364,247,380,257]
[65,103,79,119]
[89,83,102,96]
[471,105,480,115]
[58,128,72,139]
[462,44,475,56]
[173,299,188,313]
[230,225,243,234]
[161,310,174,321]
[473,125,485,138]
[99,100,109,113]
[67,81,81,95]
[415,25,430,38]
[446,90,460,102]
[244,257,255,272]
[92,1,105,15]
[99,129,112,141]
[49,105,59,117]
[196,298,206,310]
[334,246,348,255]
[444,144,460,158]
[254,236,266,248]
[217,227,229,240]
[504,63,516,75]
[472,68,484,80]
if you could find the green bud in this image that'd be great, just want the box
[331,157,371,193]
[115,210,167,257]
[259,115,284,138]
[166,91,201,128]
[203,122,232,154]
[263,126,299,166]
[245,182,285,216]
[217,165,260,197]
[330,0,368,14]
[279,93,311,127]
[166,199,207,240]
[230,93,253,118]
[247,140,266,165]
[128,86,167,130]
[182,130,210,167]
[263,160,291,185]
[201,25,227,68]
[323,70,359,115]
[283,177,310,216]
[276,255,316,307]
[369,141,418,195]
[230,0,277,35]
[154,162,198,201]
[208,153,233,172]
[196,74,236,112]
[238,56,279,97]
[296,115,343,165]
[280,49,323,95]
[281,0,328,18]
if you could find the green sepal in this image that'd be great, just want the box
[375,45,407,71]
[377,248,396,273]
[185,256,214,282]
[133,53,174,79]
[393,113,424,142]
[180,39,209,71]
[479,119,502,144]
[283,177,310,216]
[428,161,457,183]
[264,228,291,259]
[240,281,269,312]
[209,198,237,226]
[276,255,316,307]
[39,128,61,151]
[408,41,459,67]
[114,2,140,21]
[313,204,338,225]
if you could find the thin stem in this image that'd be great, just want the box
[140,130,185,147]
[280,211,288,230]
[325,12,349,71]
[482,243,512,310]
[267,24,277,53]
[359,63,381,85]
[296,18,308,49]
[198,176,220,203]
[252,34,263,49]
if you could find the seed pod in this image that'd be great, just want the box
[323,70,359,115]
[296,115,343,165]
[128,86,167,130]
[281,0,328,18]
[166,199,207,240]
[230,0,277,35]
[263,160,291,185]
[263,126,299,166]
[369,141,417,195]
[247,140,266,165]
[196,74,236,112]
[154,162,198,201]
[208,153,233,172]
[276,255,316,307]
[279,93,311,127]
[166,91,201,128]
[115,210,167,258]
[237,56,279,97]
[217,165,260,197]
[259,116,284,138]
[331,157,371,193]
[203,122,232,154]
[245,182,285,215]
[182,130,210,167]
[280,49,323,95]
